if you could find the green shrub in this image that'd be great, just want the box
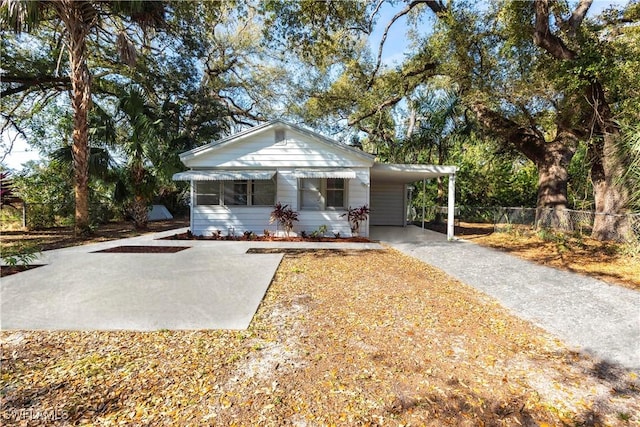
[2,242,41,267]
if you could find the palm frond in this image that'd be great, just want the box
[0,0,47,32]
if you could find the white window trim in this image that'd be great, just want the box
[298,178,348,211]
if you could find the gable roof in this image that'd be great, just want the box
[179,119,375,163]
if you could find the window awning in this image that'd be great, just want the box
[292,168,356,179]
[172,170,276,181]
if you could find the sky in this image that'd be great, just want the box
[1,0,631,171]
[368,0,630,67]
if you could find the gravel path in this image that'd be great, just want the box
[373,226,640,371]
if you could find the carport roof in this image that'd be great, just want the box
[370,163,457,184]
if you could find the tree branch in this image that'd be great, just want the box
[370,0,446,86]
[370,1,420,84]
[470,103,547,163]
[567,0,593,37]
[533,0,576,60]
[348,95,402,126]
[423,0,447,15]
[1,74,71,97]
[350,59,437,128]
[368,0,385,33]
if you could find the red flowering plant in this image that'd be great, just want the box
[341,205,370,236]
[269,202,299,237]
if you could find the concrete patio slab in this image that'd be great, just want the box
[1,228,382,331]
[1,245,282,331]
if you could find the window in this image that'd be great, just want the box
[325,178,345,208]
[299,178,347,210]
[252,180,276,206]
[195,180,275,206]
[224,180,248,205]
[300,178,322,210]
[195,181,220,205]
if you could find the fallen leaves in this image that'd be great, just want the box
[1,249,639,425]
[471,231,640,290]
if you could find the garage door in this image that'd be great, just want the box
[370,183,404,226]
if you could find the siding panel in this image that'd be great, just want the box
[186,130,373,169]
[370,183,404,226]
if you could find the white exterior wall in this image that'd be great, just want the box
[290,168,370,237]
[192,206,273,236]
[186,125,374,237]
[191,168,371,237]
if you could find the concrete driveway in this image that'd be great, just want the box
[1,229,381,331]
[1,230,281,330]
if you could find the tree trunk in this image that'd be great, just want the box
[55,1,95,235]
[131,195,149,230]
[131,164,149,230]
[589,135,631,241]
[586,82,631,241]
[534,139,576,229]
[471,104,578,227]
[531,2,630,241]
[69,44,91,235]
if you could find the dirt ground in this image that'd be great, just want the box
[1,221,639,425]
[471,232,639,290]
[424,222,640,291]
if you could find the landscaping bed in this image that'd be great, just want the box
[161,230,371,243]
[0,264,45,278]
[92,245,190,254]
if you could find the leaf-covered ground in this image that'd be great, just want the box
[2,249,638,425]
[0,219,190,253]
[467,229,640,291]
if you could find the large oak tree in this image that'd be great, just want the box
[265,0,638,241]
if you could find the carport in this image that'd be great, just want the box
[369,163,458,240]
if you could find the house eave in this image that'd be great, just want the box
[370,163,458,184]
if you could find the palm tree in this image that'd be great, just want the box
[0,0,165,234]
[117,87,163,230]
[403,87,465,220]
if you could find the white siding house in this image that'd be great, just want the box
[174,120,459,239]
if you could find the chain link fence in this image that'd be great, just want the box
[417,205,640,241]
[0,201,110,229]
[494,207,640,240]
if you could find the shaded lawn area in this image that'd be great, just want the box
[2,249,638,425]
[425,222,640,291]
[0,218,189,253]
[469,230,640,291]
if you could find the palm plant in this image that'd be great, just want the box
[341,205,370,237]
[269,203,299,237]
[0,0,165,234]
[622,125,640,211]
[115,87,163,230]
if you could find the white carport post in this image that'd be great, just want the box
[421,178,426,230]
[447,172,456,240]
